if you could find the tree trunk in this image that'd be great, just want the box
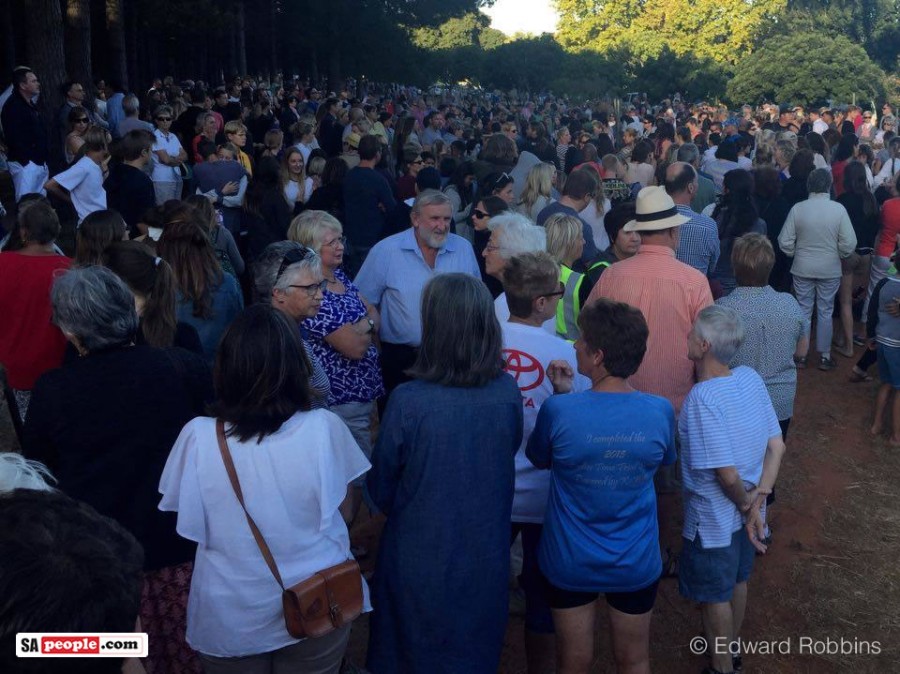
[105,0,128,89]
[268,0,278,76]
[26,0,67,127]
[236,0,247,75]
[0,0,16,78]
[125,0,139,92]
[64,0,92,86]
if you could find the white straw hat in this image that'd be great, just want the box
[623,186,690,232]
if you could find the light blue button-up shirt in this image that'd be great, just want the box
[354,228,481,346]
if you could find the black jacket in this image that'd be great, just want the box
[0,91,49,165]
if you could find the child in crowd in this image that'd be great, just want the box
[869,251,900,443]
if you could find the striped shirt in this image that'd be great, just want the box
[679,366,781,548]
[588,245,713,415]
[717,286,809,420]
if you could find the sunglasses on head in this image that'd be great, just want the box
[275,246,315,283]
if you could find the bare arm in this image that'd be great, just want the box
[324,320,373,360]
[44,179,71,203]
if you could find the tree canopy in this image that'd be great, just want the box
[0,0,896,110]
[727,32,887,106]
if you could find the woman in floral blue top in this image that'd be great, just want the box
[291,211,384,517]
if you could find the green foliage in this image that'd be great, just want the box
[632,48,730,102]
[554,0,787,66]
[726,32,887,106]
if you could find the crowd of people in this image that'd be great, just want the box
[1,64,899,674]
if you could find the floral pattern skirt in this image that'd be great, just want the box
[140,561,201,674]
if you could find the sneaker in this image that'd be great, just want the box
[818,356,837,371]
[853,334,866,347]
[793,355,807,369]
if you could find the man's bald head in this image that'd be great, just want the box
[664,162,697,204]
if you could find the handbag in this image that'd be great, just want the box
[215,419,363,639]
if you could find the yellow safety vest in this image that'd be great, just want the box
[556,265,584,342]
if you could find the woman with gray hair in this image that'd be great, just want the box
[253,240,331,409]
[679,304,785,674]
[22,265,212,674]
[367,273,523,674]
[778,168,857,370]
[288,211,383,521]
[485,212,550,329]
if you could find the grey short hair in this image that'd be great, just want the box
[0,454,55,494]
[677,143,700,165]
[122,94,140,116]
[693,305,745,364]
[253,240,322,304]
[488,213,546,260]
[288,210,342,251]
[51,266,138,353]
[412,189,452,215]
[153,104,173,119]
[807,167,833,194]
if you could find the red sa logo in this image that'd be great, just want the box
[502,349,545,392]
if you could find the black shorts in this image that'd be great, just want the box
[541,573,659,615]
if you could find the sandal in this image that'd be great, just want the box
[661,546,679,578]
[848,368,873,383]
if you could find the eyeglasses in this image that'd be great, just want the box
[156,116,172,121]
[322,235,347,249]
[275,246,315,283]
[287,280,328,296]
[472,209,489,219]
[536,282,566,300]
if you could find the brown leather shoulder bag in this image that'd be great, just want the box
[215,419,363,639]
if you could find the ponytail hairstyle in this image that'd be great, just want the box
[75,210,128,266]
[104,240,178,348]
[156,203,223,319]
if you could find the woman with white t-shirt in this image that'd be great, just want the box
[151,105,188,204]
[281,147,313,213]
[159,304,370,672]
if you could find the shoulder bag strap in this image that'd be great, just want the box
[215,419,285,590]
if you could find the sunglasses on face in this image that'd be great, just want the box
[74,118,89,123]
[156,116,172,121]
[472,209,489,219]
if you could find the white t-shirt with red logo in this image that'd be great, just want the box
[501,321,590,523]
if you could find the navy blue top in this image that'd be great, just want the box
[366,374,524,674]
[175,274,244,365]
[343,166,396,249]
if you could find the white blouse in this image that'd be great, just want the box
[283,177,314,206]
[158,411,371,657]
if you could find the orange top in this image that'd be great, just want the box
[587,244,713,415]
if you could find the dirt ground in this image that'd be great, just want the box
[2,347,897,673]
[343,352,899,673]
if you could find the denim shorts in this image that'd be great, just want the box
[678,528,755,604]
[877,344,900,390]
